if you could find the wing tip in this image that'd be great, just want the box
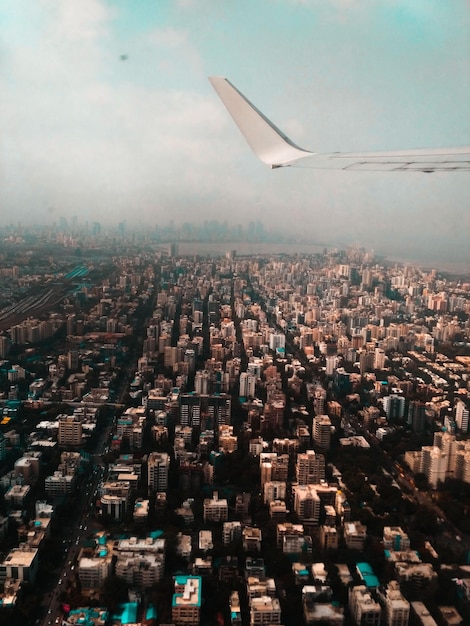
[209,76,313,167]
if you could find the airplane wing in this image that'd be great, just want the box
[209,76,470,172]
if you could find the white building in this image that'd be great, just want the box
[378,581,410,626]
[349,586,381,626]
[0,545,39,584]
[203,492,228,522]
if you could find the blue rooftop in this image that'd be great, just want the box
[356,562,379,588]
[112,602,138,625]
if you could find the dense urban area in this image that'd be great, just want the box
[0,223,469,626]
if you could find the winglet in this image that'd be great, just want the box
[209,76,314,168]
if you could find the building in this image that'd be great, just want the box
[243,527,262,553]
[296,450,325,484]
[4,484,31,507]
[293,485,321,524]
[377,581,410,626]
[382,395,406,422]
[263,481,286,504]
[115,552,164,588]
[230,590,242,625]
[455,401,469,433]
[302,586,344,625]
[147,452,170,492]
[269,499,288,521]
[249,596,282,626]
[101,494,127,521]
[44,472,75,497]
[203,492,228,522]
[58,414,83,447]
[199,530,213,552]
[437,606,463,626]
[320,525,339,551]
[383,527,410,552]
[78,556,113,590]
[343,522,367,551]
[240,372,256,398]
[313,415,332,450]
[349,586,381,626]
[0,545,39,584]
[172,575,202,626]
[223,521,242,546]
[410,602,438,626]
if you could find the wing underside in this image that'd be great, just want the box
[209,76,470,172]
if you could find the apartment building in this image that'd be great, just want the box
[349,586,381,626]
[0,545,39,584]
[147,452,170,492]
[172,575,202,626]
[58,414,83,447]
[296,450,325,485]
[203,492,228,522]
[377,581,410,626]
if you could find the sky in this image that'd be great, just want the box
[1,0,469,269]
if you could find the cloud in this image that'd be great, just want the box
[1,2,234,220]
[53,0,115,41]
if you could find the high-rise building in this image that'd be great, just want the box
[147,452,170,492]
[313,415,332,450]
[58,415,83,447]
[293,485,320,524]
[179,393,201,427]
[296,450,325,485]
[407,401,427,434]
[207,393,231,427]
[383,395,406,421]
[374,348,386,370]
[455,401,469,433]
[239,372,256,398]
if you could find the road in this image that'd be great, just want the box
[40,424,112,626]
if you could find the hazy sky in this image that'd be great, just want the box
[1,0,469,267]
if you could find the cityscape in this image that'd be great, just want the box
[2,2,469,626]
[0,222,469,626]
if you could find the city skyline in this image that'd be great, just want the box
[1,1,469,267]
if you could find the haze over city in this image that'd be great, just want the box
[1,0,469,268]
